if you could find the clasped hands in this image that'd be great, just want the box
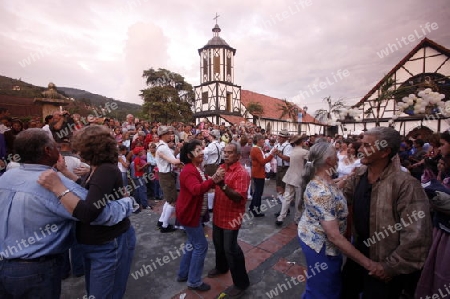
[365,260,391,282]
[211,167,225,184]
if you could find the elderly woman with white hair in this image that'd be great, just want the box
[297,142,378,299]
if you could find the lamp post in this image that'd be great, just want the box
[301,106,308,134]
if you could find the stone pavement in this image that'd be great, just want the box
[61,179,308,299]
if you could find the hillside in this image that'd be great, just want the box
[0,75,142,121]
[58,87,142,120]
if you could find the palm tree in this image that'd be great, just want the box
[314,96,345,134]
[314,96,345,122]
[245,101,264,125]
[277,99,298,120]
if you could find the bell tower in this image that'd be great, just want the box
[193,16,242,124]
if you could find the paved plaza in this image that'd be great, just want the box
[61,179,307,299]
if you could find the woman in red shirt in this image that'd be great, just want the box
[176,140,224,291]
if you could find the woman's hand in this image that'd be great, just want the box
[212,167,225,184]
[74,165,90,176]
[37,169,67,195]
[367,261,391,282]
[55,155,67,172]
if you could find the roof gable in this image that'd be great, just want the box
[355,38,450,107]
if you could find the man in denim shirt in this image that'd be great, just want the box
[0,129,136,299]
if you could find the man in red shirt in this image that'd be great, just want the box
[208,143,251,298]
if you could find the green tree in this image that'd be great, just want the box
[140,68,194,123]
[277,99,298,121]
[245,101,264,125]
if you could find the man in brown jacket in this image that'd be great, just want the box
[342,126,431,299]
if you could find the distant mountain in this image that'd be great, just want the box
[0,74,46,98]
[58,87,142,120]
[0,75,142,121]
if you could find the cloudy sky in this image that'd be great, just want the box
[1,0,449,114]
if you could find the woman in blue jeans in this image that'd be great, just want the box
[297,142,378,299]
[38,125,136,299]
[175,140,224,291]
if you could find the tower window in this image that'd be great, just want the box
[203,57,208,78]
[226,92,232,111]
[213,55,220,75]
[202,92,208,104]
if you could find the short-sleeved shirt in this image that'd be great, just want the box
[276,141,292,167]
[213,161,250,230]
[122,122,136,133]
[155,141,175,173]
[298,177,348,256]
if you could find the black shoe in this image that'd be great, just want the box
[274,209,290,217]
[157,221,163,228]
[254,213,265,218]
[133,208,141,214]
[160,225,176,233]
[188,282,211,292]
[275,220,283,226]
[207,268,227,278]
[226,286,246,298]
[176,276,188,282]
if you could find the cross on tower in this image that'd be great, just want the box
[213,13,220,24]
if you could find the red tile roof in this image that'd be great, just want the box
[241,90,321,124]
[219,114,246,125]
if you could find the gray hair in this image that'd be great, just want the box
[253,134,265,145]
[301,142,335,191]
[364,126,400,159]
[14,128,54,163]
[229,141,241,155]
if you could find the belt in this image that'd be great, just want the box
[5,254,61,263]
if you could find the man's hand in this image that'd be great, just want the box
[212,167,225,184]
[368,262,391,282]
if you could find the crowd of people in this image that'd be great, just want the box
[0,107,449,299]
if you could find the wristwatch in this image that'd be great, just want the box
[221,184,228,191]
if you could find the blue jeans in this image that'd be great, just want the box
[80,226,136,299]
[0,255,63,298]
[249,178,265,215]
[177,221,208,287]
[121,172,128,187]
[299,237,342,299]
[62,242,85,277]
[133,178,148,208]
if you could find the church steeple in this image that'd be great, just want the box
[198,20,236,83]
[193,16,242,125]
